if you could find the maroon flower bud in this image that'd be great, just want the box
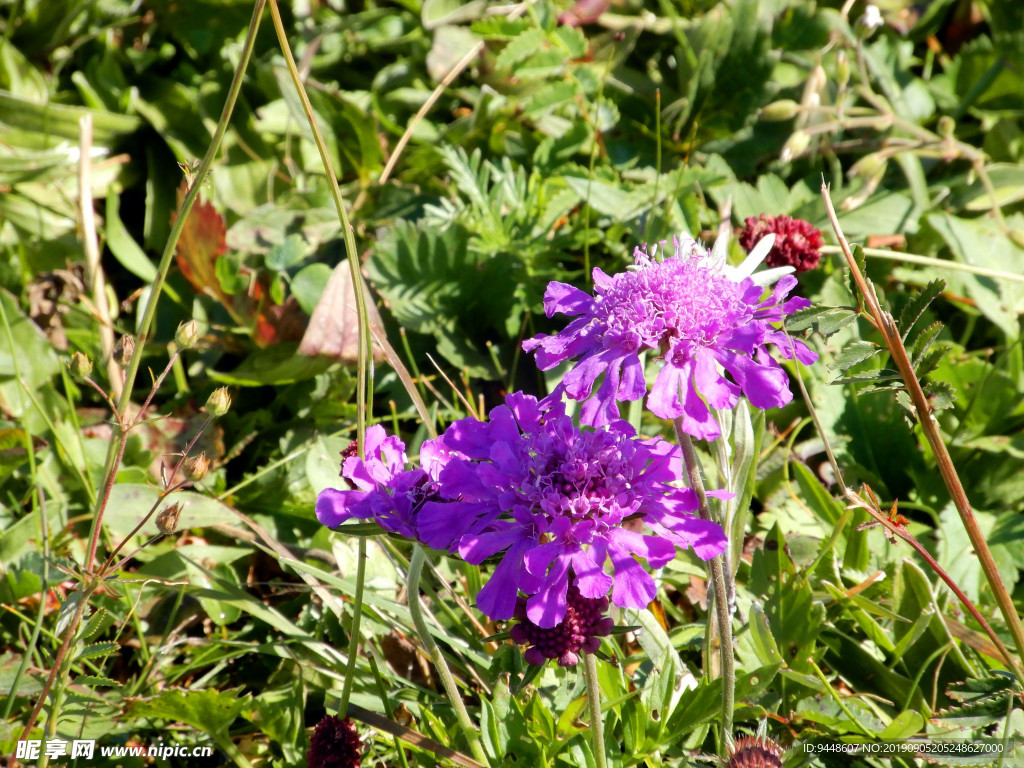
[510,583,614,667]
[727,735,784,768]
[739,213,823,273]
[307,715,361,768]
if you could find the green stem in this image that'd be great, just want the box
[266,0,369,458]
[407,546,488,767]
[673,422,734,757]
[583,652,608,768]
[338,536,367,714]
[84,0,268,575]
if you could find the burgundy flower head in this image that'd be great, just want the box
[523,236,817,440]
[510,583,614,667]
[739,214,823,273]
[307,715,361,768]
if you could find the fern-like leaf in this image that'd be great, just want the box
[898,279,946,340]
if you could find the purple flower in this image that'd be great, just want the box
[423,392,726,628]
[316,425,447,539]
[510,584,614,667]
[523,236,818,440]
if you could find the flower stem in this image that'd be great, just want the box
[407,546,489,767]
[673,422,734,757]
[337,536,367,715]
[583,651,608,768]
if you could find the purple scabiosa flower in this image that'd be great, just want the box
[738,213,823,273]
[421,392,726,628]
[522,235,817,440]
[307,715,362,768]
[315,425,447,540]
[510,584,614,667]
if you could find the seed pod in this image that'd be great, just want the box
[780,130,811,162]
[113,335,135,366]
[183,452,210,482]
[156,502,183,534]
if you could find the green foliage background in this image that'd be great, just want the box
[1,0,1023,766]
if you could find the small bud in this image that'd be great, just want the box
[175,320,200,349]
[69,352,93,379]
[780,130,811,162]
[183,452,210,482]
[205,387,232,417]
[836,50,850,90]
[1009,230,1024,250]
[112,335,135,366]
[758,99,799,121]
[847,152,887,179]
[155,502,183,534]
[937,115,956,140]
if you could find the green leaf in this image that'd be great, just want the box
[105,190,158,282]
[77,641,118,660]
[495,28,547,70]
[898,280,945,339]
[830,340,881,375]
[74,675,121,688]
[787,306,858,337]
[126,687,252,735]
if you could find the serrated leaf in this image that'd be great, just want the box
[898,279,945,339]
[553,25,587,59]
[910,320,944,363]
[787,306,858,337]
[831,340,880,373]
[77,641,118,660]
[494,28,547,70]
[933,693,1015,729]
[75,675,121,688]
[915,347,950,378]
[831,369,904,385]
[126,687,252,734]
[946,675,1019,702]
[78,607,111,644]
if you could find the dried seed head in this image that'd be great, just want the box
[205,387,232,417]
[175,319,200,350]
[156,502,183,534]
[69,351,93,379]
[183,452,210,482]
[113,335,135,366]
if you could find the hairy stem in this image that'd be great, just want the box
[407,546,488,766]
[673,422,734,757]
[583,651,608,768]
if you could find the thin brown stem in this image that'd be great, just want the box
[822,182,1024,675]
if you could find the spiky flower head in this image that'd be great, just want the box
[738,214,823,273]
[727,735,783,768]
[510,584,614,667]
[418,392,727,628]
[307,715,362,768]
[523,236,817,440]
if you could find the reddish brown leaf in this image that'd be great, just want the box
[172,182,228,302]
[298,262,386,364]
